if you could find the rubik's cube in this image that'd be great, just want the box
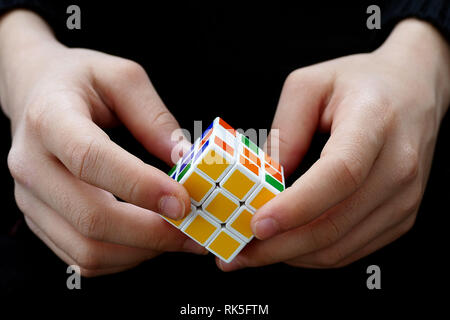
[164,117,285,262]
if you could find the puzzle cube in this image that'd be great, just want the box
[164,117,285,262]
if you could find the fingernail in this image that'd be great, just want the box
[159,196,184,220]
[182,239,208,255]
[253,218,279,239]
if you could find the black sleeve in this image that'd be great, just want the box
[382,0,449,42]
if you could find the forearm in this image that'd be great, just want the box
[0,9,59,120]
[377,19,450,119]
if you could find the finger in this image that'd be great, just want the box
[286,214,416,269]
[25,215,141,277]
[219,122,416,268]
[18,149,204,253]
[252,98,387,239]
[92,57,183,164]
[37,101,190,220]
[266,67,334,175]
[248,135,415,258]
[218,184,418,271]
[331,214,416,268]
[16,183,161,267]
[285,189,420,267]
[16,183,157,274]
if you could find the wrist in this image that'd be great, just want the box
[0,9,56,49]
[377,19,450,119]
[0,9,62,119]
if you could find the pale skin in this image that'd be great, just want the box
[0,11,449,276]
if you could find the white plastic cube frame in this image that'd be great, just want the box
[206,228,247,263]
[191,126,237,182]
[181,210,221,246]
[202,188,241,224]
[213,117,237,141]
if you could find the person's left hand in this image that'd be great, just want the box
[218,19,450,271]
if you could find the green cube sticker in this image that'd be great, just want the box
[168,164,178,176]
[265,174,284,192]
[241,135,259,155]
[177,163,191,182]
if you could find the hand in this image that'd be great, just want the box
[219,19,450,270]
[0,10,204,277]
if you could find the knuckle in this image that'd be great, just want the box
[24,102,50,135]
[149,108,176,130]
[391,186,422,222]
[126,172,142,204]
[314,247,346,268]
[395,147,419,185]
[24,216,42,237]
[403,195,421,216]
[333,153,365,191]
[404,185,423,213]
[115,59,147,82]
[399,215,416,235]
[347,89,394,135]
[65,136,105,181]
[144,225,183,252]
[74,206,107,241]
[284,68,318,91]
[409,183,424,207]
[307,218,340,252]
[13,186,31,214]
[7,146,29,185]
[284,70,302,88]
[149,232,170,252]
[73,242,103,271]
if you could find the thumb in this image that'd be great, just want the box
[93,58,183,164]
[266,68,334,176]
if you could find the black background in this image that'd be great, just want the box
[0,0,448,315]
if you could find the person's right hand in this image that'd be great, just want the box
[0,10,205,276]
